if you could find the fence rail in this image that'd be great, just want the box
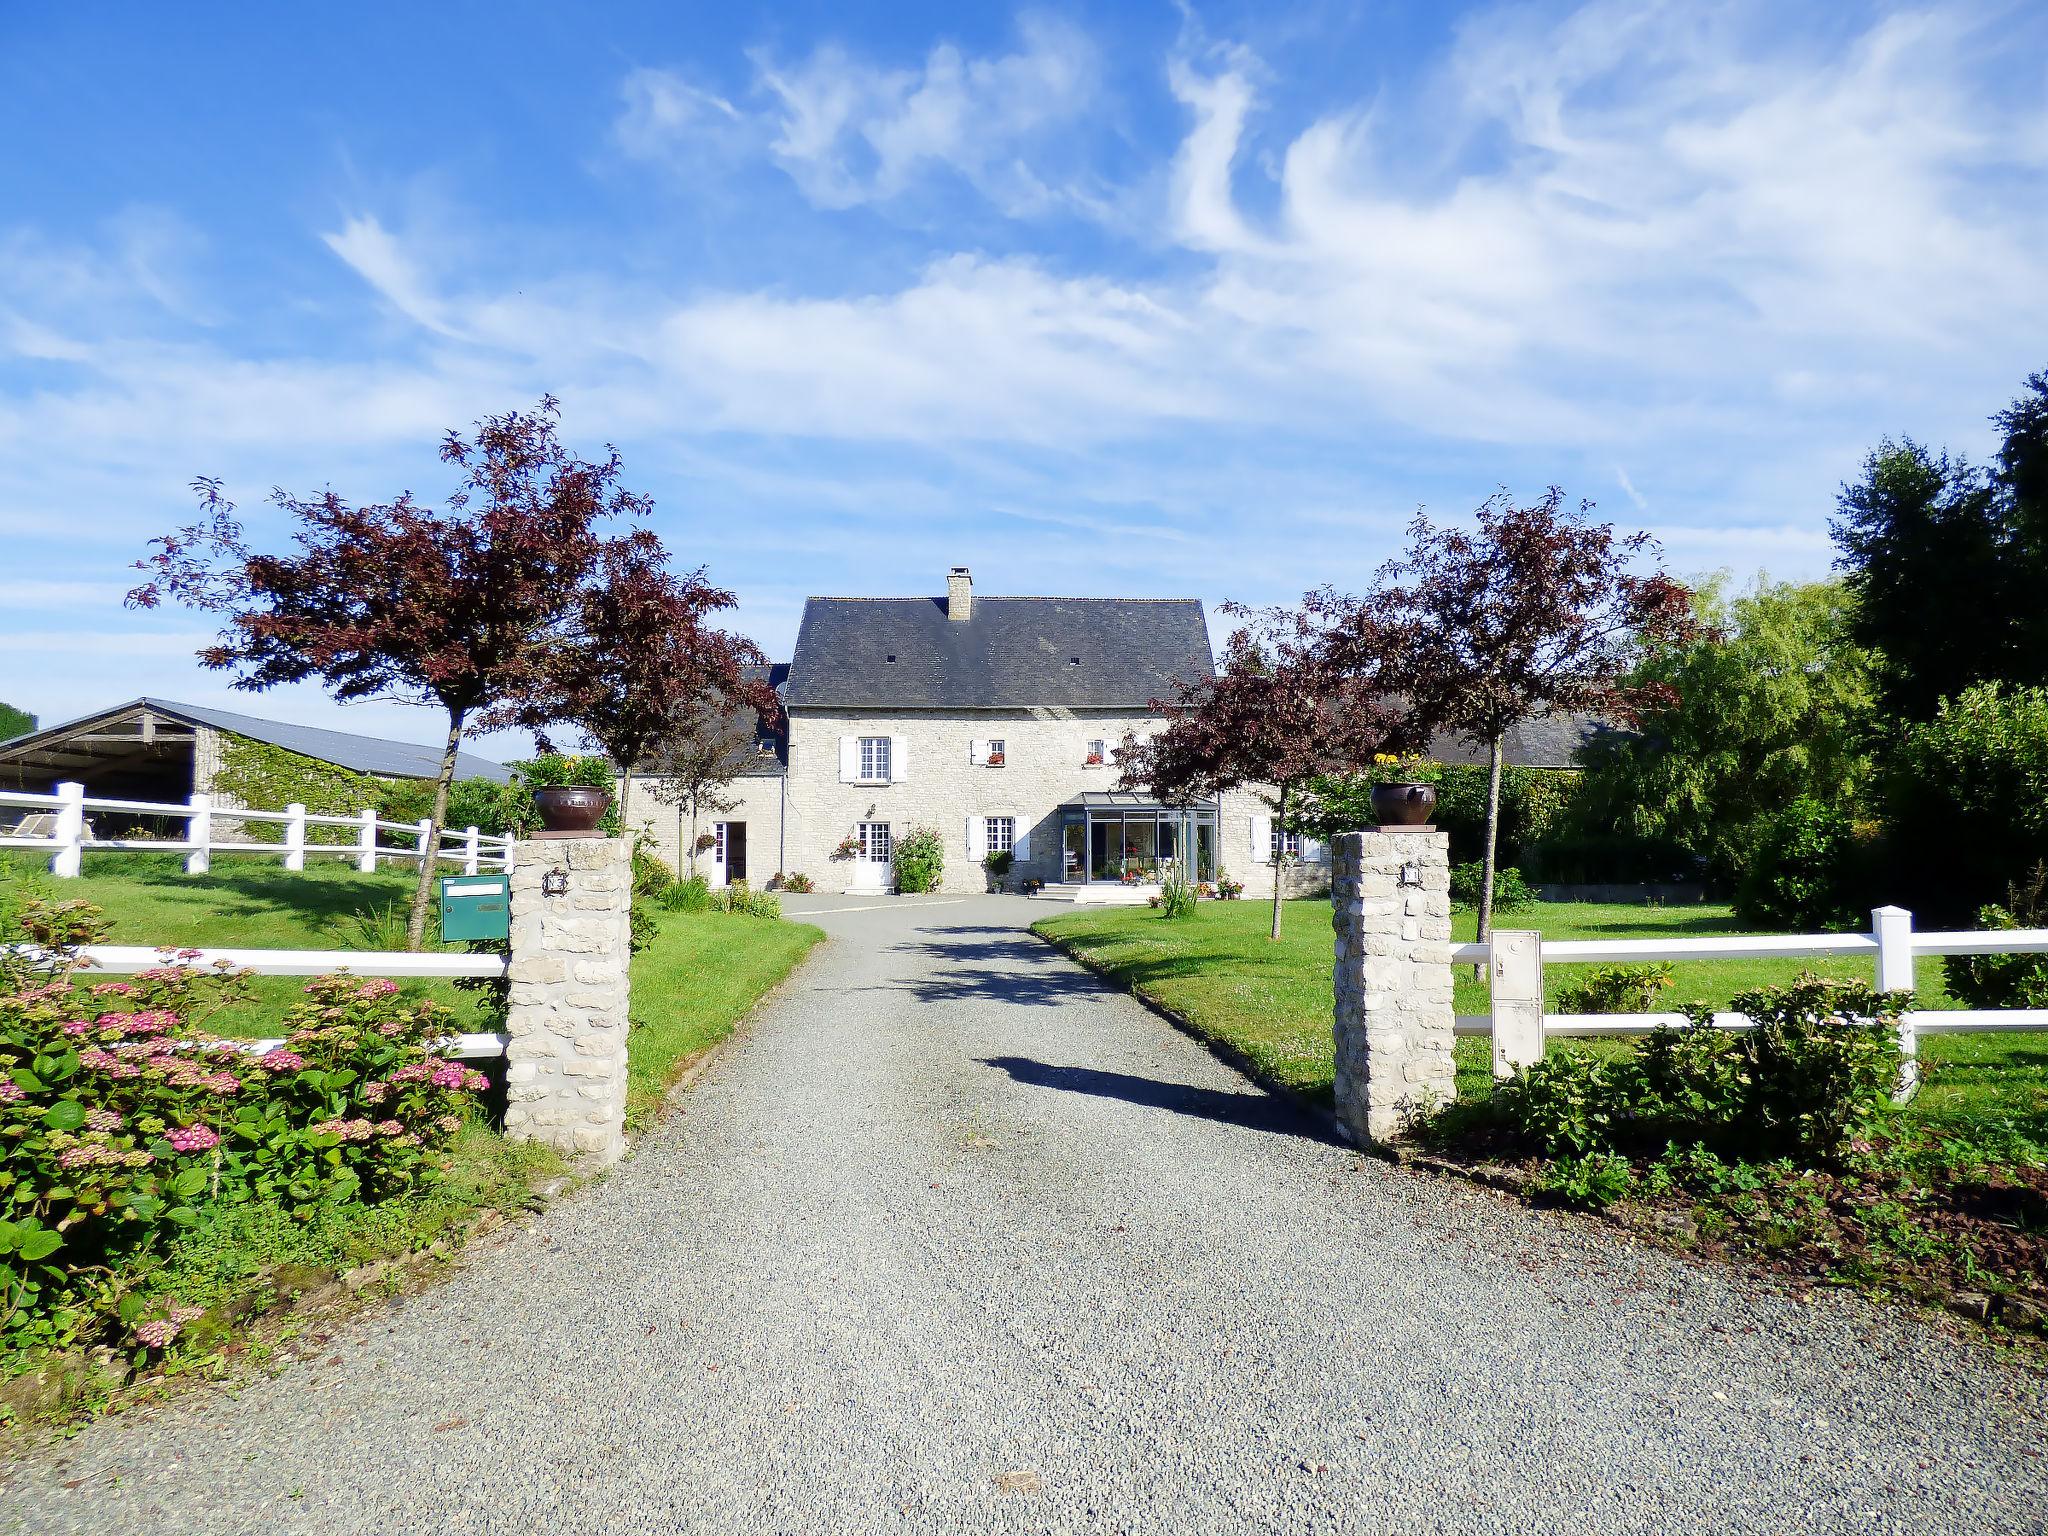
[1457,904,2048,1097]
[0,781,513,878]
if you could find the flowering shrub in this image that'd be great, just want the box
[779,872,815,894]
[0,899,487,1358]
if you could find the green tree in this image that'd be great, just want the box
[0,703,34,741]
[1832,370,2048,720]
[1566,577,1878,886]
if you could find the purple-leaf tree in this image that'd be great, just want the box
[1363,489,1698,946]
[128,398,654,949]
[1120,595,1415,941]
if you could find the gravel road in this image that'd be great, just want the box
[3,894,2044,1534]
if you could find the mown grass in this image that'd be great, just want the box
[1033,898,2048,1142]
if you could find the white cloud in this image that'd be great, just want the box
[619,14,1100,214]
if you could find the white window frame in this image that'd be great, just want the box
[1271,826,1303,862]
[859,821,893,864]
[986,815,1016,854]
[986,737,1006,765]
[714,822,728,863]
[1085,738,1106,766]
[858,736,891,783]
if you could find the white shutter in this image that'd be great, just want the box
[966,816,985,857]
[890,735,908,782]
[1249,814,1269,860]
[1014,827,1031,860]
[838,737,858,783]
[969,738,986,764]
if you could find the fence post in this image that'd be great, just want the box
[463,825,481,876]
[504,834,633,1164]
[49,780,85,878]
[1873,904,1917,1101]
[1490,930,1544,1078]
[416,817,433,869]
[1329,829,1456,1145]
[501,838,516,874]
[184,792,212,875]
[356,808,379,874]
[282,803,307,872]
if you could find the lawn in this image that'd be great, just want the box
[0,851,825,1119]
[1033,897,2048,1142]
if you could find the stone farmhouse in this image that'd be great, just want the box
[628,568,1323,899]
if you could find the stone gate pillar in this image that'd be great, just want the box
[504,835,634,1165]
[1330,829,1455,1145]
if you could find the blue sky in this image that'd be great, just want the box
[4,1,2045,757]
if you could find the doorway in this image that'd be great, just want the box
[720,821,748,884]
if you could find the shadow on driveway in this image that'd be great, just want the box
[978,1054,1337,1144]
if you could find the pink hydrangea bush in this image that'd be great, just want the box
[0,899,491,1358]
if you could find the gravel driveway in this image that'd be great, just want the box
[4,894,2044,1534]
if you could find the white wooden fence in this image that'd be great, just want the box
[0,781,514,878]
[1465,903,2048,1095]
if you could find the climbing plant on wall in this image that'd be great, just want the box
[210,733,384,844]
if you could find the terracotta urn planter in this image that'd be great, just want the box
[1370,781,1437,828]
[531,785,611,834]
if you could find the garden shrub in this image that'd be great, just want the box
[1157,870,1198,920]
[1484,978,1904,1167]
[1450,862,1536,912]
[892,825,946,894]
[0,900,486,1359]
[1944,863,2048,1009]
[374,774,524,839]
[1732,796,1865,930]
[631,845,676,898]
[1555,963,1675,1014]
[779,872,815,894]
[659,875,713,913]
[718,884,782,919]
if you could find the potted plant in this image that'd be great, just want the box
[832,835,860,860]
[983,848,1013,891]
[1370,782,1437,827]
[1216,870,1243,899]
[522,752,614,834]
[987,750,1006,766]
[1084,751,1104,766]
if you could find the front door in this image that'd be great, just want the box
[724,822,747,884]
[854,821,892,890]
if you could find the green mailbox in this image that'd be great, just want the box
[439,874,511,942]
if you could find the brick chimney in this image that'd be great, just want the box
[947,566,973,621]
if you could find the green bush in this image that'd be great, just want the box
[660,875,713,913]
[1450,862,1536,912]
[373,775,524,839]
[779,872,815,894]
[1157,869,1198,920]
[1555,963,1675,1014]
[718,883,782,919]
[1483,978,1905,1167]
[631,845,676,898]
[1733,797,1865,931]
[0,900,486,1359]
[892,826,946,894]
[1884,681,2048,923]
[1944,864,2048,1008]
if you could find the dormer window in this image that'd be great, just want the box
[885,654,898,663]
[1068,656,1081,666]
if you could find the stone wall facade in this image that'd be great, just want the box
[1329,829,1455,1145]
[503,835,634,1165]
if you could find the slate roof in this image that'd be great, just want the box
[1424,711,1622,770]
[782,597,1215,710]
[0,698,512,783]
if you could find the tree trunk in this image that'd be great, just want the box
[616,766,633,845]
[405,708,467,951]
[1477,733,1505,950]
[1269,782,1289,943]
[687,798,700,877]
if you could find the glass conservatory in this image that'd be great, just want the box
[1056,792,1220,885]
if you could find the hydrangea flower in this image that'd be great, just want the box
[165,1124,220,1154]
[255,1049,306,1073]
[85,1108,123,1132]
[90,981,136,997]
[134,1317,179,1349]
[0,1081,23,1104]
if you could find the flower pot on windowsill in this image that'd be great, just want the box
[1370,781,1437,828]
[987,755,1005,766]
[1084,756,1104,766]
[531,785,611,835]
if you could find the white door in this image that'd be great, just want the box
[854,821,892,890]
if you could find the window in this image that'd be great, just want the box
[1085,738,1105,765]
[986,816,1015,854]
[858,736,891,781]
[859,821,892,863]
[714,822,728,862]
[986,737,1006,764]
[1271,826,1303,861]
[756,737,776,756]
